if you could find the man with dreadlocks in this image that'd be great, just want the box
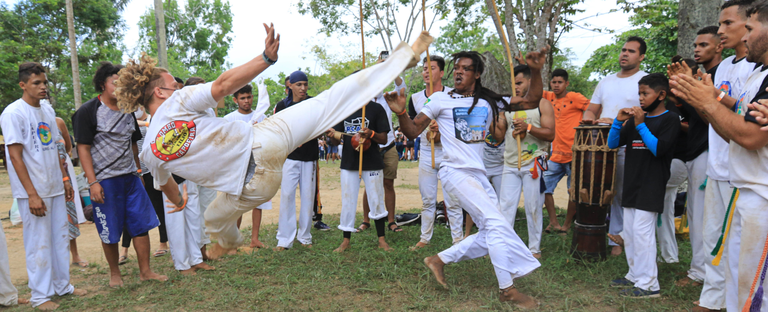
[384,47,548,308]
[114,23,433,259]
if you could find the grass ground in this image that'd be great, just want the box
[7,209,699,312]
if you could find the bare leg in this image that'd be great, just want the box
[133,235,168,282]
[334,237,351,252]
[201,245,209,261]
[543,194,561,231]
[384,178,396,224]
[70,238,87,267]
[101,242,123,287]
[424,255,448,288]
[362,191,371,224]
[464,214,474,238]
[560,201,577,232]
[250,209,267,248]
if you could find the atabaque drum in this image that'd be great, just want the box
[569,125,618,261]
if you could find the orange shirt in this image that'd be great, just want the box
[542,90,590,163]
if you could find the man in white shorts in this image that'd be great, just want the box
[115,24,432,259]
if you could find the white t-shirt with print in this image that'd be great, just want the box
[590,70,648,120]
[421,92,496,173]
[709,56,755,181]
[140,82,253,196]
[223,110,254,123]
[729,66,768,198]
[412,86,453,151]
[0,99,64,198]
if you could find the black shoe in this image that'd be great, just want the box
[395,213,421,226]
[314,221,331,231]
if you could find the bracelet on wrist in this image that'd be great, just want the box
[89,180,100,187]
[62,176,70,182]
[396,107,407,116]
[262,52,277,65]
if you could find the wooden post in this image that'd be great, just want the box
[65,0,82,109]
[358,0,366,179]
[423,0,436,169]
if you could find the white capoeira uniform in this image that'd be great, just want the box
[276,158,316,248]
[483,135,505,197]
[163,180,206,270]
[224,107,274,212]
[0,99,75,307]
[498,107,550,255]
[696,56,755,311]
[410,87,464,244]
[141,42,417,249]
[0,222,18,306]
[339,169,387,232]
[590,71,647,246]
[422,91,540,290]
[725,65,768,312]
[657,158,685,263]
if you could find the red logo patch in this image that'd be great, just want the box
[151,120,197,161]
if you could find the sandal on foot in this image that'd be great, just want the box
[72,261,89,268]
[388,223,404,232]
[153,249,169,257]
[118,256,128,265]
[356,222,370,232]
[545,225,560,234]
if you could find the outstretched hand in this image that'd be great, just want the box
[514,51,527,65]
[666,62,693,79]
[166,184,189,214]
[263,23,280,62]
[525,45,550,71]
[384,89,408,115]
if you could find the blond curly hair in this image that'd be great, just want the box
[115,52,168,113]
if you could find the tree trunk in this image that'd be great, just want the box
[65,0,82,109]
[481,51,512,95]
[677,0,723,58]
[154,0,169,69]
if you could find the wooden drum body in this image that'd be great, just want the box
[569,125,618,262]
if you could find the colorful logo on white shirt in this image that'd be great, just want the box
[718,81,732,96]
[37,122,52,146]
[452,107,488,143]
[151,120,197,161]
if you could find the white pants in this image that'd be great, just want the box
[725,188,743,312]
[623,207,660,292]
[658,158,686,263]
[499,164,543,254]
[164,181,205,271]
[203,42,415,248]
[487,170,503,199]
[338,170,388,232]
[699,178,731,309]
[609,148,626,246]
[437,167,540,289]
[276,159,316,248]
[687,151,709,282]
[197,185,216,245]
[733,189,768,312]
[18,195,74,307]
[0,222,18,306]
[418,146,464,244]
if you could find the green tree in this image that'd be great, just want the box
[0,0,126,130]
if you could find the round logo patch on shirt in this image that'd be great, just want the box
[37,122,52,146]
[151,120,197,161]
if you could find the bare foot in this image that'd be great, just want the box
[37,301,59,311]
[302,244,313,248]
[610,246,622,256]
[227,248,238,256]
[675,276,703,287]
[607,234,624,247]
[179,268,197,276]
[378,240,393,251]
[410,241,428,251]
[424,256,448,288]
[193,262,215,271]
[71,288,87,296]
[206,244,232,260]
[17,297,29,304]
[334,241,351,253]
[250,240,268,249]
[274,246,287,251]
[140,271,169,283]
[109,274,123,288]
[411,31,434,57]
[499,286,538,309]
[532,253,541,259]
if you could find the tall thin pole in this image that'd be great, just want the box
[489,0,521,170]
[358,0,366,179]
[65,0,82,109]
[154,0,169,69]
[423,0,436,169]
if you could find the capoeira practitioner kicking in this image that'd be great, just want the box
[407,55,464,249]
[115,23,432,259]
[494,64,555,259]
[671,2,768,309]
[385,48,547,308]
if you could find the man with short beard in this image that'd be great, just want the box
[671,2,768,310]
[583,36,649,257]
[386,47,548,307]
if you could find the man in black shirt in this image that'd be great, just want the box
[274,71,324,250]
[327,101,392,252]
[694,26,723,74]
[607,73,680,298]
